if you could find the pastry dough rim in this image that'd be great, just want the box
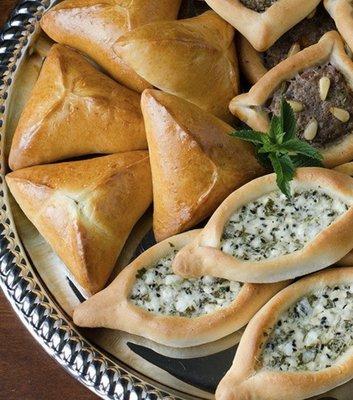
[172,168,353,283]
[204,0,321,51]
[73,230,286,347]
[215,267,353,400]
[230,31,353,167]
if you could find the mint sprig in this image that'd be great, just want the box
[231,98,323,197]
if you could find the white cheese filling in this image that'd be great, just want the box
[129,248,243,318]
[262,284,353,371]
[221,189,348,261]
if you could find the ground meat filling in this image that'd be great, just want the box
[269,63,353,147]
[240,0,277,13]
[262,285,353,372]
[263,7,335,70]
[129,249,243,317]
[220,189,348,261]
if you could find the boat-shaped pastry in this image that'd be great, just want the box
[141,89,265,242]
[230,31,353,167]
[325,0,353,55]
[6,152,152,295]
[115,11,239,122]
[173,168,353,283]
[216,267,353,400]
[239,5,336,84]
[204,0,321,52]
[73,230,287,347]
[9,45,147,171]
[40,0,181,92]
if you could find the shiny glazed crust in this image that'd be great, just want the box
[325,0,353,54]
[216,267,353,400]
[6,152,153,295]
[238,36,268,85]
[115,11,239,122]
[204,0,321,51]
[141,89,265,242]
[230,31,353,167]
[9,44,147,170]
[40,0,182,92]
[173,168,353,283]
[73,230,287,347]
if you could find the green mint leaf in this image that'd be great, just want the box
[269,115,283,143]
[291,154,324,168]
[282,139,324,163]
[230,130,265,144]
[280,98,297,141]
[269,153,295,197]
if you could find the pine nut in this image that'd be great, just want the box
[287,100,304,112]
[287,43,301,58]
[319,77,331,101]
[303,120,318,141]
[330,107,350,122]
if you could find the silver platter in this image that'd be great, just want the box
[0,1,347,399]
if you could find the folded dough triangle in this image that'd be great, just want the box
[6,152,152,295]
[9,44,147,171]
[141,89,265,242]
[40,0,181,92]
[115,11,239,122]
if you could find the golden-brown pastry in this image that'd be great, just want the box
[325,0,353,55]
[9,45,147,171]
[173,168,353,283]
[40,0,182,92]
[230,32,353,167]
[141,89,265,242]
[239,5,336,84]
[6,152,152,295]
[216,268,353,400]
[73,230,287,347]
[204,0,321,52]
[115,11,239,122]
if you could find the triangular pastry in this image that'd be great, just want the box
[6,152,152,295]
[173,168,353,283]
[73,230,287,347]
[141,89,265,242]
[216,268,353,400]
[9,44,147,171]
[40,0,182,92]
[115,11,239,122]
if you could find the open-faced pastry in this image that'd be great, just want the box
[73,230,287,347]
[141,89,265,242]
[216,267,353,400]
[40,0,182,92]
[239,5,336,84]
[6,152,152,295]
[204,0,321,52]
[9,44,147,171]
[325,0,353,55]
[115,11,239,122]
[173,168,353,283]
[230,31,353,167]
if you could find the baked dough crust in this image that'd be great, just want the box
[230,31,353,167]
[40,0,181,92]
[6,152,152,295]
[9,45,147,171]
[141,89,265,242]
[216,267,353,400]
[73,230,287,347]
[173,168,353,283]
[204,0,321,52]
[325,0,353,55]
[115,11,239,122]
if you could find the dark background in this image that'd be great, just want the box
[0,1,97,398]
